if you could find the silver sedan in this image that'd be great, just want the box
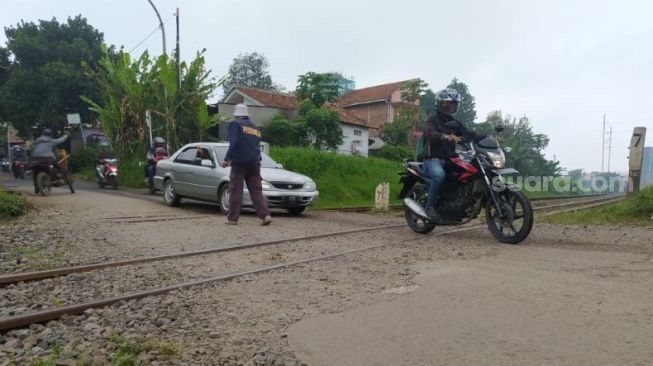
[154,142,319,214]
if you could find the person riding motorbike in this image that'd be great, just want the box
[10,145,27,173]
[423,89,485,220]
[145,137,168,185]
[30,128,69,193]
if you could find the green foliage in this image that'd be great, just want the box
[544,186,653,225]
[222,51,283,93]
[262,113,307,147]
[68,146,100,173]
[478,110,560,177]
[297,101,343,150]
[270,146,402,208]
[83,48,217,156]
[296,72,340,107]
[420,89,437,118]
[108,335,181,365]
[446,78,477,126]
[0,189,27,220]
[0,16,104,138]
[383,79,427,147]
[370,144,414,162]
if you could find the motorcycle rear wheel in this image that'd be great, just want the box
[485,190,533,244]
[404,186,436,234]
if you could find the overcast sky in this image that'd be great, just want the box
[2,0,652,173]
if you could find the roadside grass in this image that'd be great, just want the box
[6,244,66,271]
[0,188,28,220]
[108,334,182,365]
[269,146,402,208]
[542,186,653,225]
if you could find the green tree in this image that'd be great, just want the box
[480,110,560,177]
[381,79,427,147]
[420,88,437,118]
[296,100,343,150]
[222,52,283,94]
[262,113,307,147]
[446,78,477,126]
[296,72,340,107]
[0,16,104,137]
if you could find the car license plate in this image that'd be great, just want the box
[287,196,298,203]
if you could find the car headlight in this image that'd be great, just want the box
[261,180,273,190]
[487,150,505,169]
[303,180,316,191]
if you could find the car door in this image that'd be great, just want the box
[172,147,198,197]
[192,147,220,200]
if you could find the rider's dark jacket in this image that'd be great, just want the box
[424,112,485,159]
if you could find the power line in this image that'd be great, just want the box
[128,13,175,54]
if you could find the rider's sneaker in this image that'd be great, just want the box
[425,206,441,221]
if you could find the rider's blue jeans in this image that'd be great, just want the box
[423,158,445,208]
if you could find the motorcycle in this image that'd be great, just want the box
[399,131,533,244]
[31,149,75,196]
[12,160,27,179]
[146,147,168,194]
[96,158,119,189]
[0,159,10,173]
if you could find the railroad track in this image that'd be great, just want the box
[0,194,623,332]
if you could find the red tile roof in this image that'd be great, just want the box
[235,86,297,110]
[336,79,418,106]
[232,86,369,128]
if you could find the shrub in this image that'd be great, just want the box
[0,189,27,219]
[370,144,414,162]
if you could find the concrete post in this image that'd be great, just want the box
[627,127,646,196]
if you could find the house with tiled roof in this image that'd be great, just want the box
[336,79,420,136]
[219,86,371,156]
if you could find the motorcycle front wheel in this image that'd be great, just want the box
[404,186,436,234]
[36,172,52,196]
[485,189,533,244]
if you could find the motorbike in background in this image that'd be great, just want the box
[31,149,75,196]
[399,130,533,244]
[146,147,168,194]
[12,159,27,179]
[96,158,118,189]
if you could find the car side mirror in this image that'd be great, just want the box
[201,159,214,167]
[277,164,284,169]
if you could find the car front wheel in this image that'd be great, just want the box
[163,179,181,206]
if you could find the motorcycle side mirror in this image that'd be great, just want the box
[494,125,505,133]
[200,159,214,167]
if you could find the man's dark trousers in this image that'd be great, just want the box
[227,162,270,222]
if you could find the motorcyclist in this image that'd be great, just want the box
[423,89,485,220]
[30,128,69,193]
[145,137,168,184]
[10,145,27,172]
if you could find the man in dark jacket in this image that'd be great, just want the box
[221,104,272,226]
[423,89,485,219]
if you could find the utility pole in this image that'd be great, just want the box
[601,114,606,172]
[174,7,181,142]
[607,126,613,173]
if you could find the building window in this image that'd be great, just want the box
[354,129,362,136]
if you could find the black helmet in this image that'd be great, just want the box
[435,89,461,116]
[42,128,53,137]
[153,137,165,147]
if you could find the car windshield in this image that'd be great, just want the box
[212,146,279,168]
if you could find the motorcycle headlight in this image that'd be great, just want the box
[487,150,505,169]
[261,180,273,191]
[303,180,316,191]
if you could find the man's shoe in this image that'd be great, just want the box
[261,215,272,226]
[225,220,238,225]
[425,206,441,221]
